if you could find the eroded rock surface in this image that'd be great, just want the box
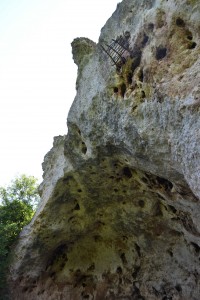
[9,0,200,299]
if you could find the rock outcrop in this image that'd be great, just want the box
[9,0,200,299]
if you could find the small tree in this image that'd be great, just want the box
[0,174,40,298]
[0,174,40,208]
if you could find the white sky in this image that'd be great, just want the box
[0,0,121,186]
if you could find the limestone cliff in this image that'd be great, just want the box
[9,0,200,299]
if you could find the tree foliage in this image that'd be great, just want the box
[0,174,39,208]
[0,175,40,298]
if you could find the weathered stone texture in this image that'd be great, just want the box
[9,0,200,299]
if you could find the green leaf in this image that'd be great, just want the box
[0,174,40,294]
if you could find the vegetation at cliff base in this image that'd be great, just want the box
[0,175,40,298]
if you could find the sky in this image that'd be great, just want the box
[0,0,121,186]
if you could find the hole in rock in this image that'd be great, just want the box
[138,68,144,82]
[37,290,45,295]
[168,205,177,214]
[123,166,132,178]
[188,42,197,49]
[141,90,146,98]
[131,51,142,72]
[148,23,154,31]
[93,235,102,242]
[156,47,167,60]
[135,243,141,257]
[120,253,127,265]
[87,263,95,271]
[142,34,149,47]
[157,94,163,103]
[74,203,80,210]
[19,276,24,283]
[46,244,68,270]
[132,266,140,278]
[154,202,163,217]
[127,72,133,85]
[167,250,173,257]
[156,176,173,190]
[191,242,200,253]
[132,105,138,113]
[152,286,159,296]
[141,177,148,184]
[60,263,65,270]
[78,189,82,193]
[175,285,182,292]
[113,87,118,93]
[81,142,87,154]
[176,17,185,27]
[138,200,145,208]
[187,35,193,40]
[77,128,81,135]
[120,83,127,98]
[95,220,105,228]
[50,272,56,279]
[68,216,75,222]
[133,284,145,299]
[74,271,92,287]
[116,266,123,274]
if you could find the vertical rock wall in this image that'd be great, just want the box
[9,0,200,299]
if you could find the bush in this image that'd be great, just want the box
[0,175,40,298]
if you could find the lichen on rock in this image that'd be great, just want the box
[8,0,200,299]
[71,38,96,89]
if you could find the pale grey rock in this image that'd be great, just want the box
[8,0,200,299]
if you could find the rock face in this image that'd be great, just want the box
[9,0,200,299]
